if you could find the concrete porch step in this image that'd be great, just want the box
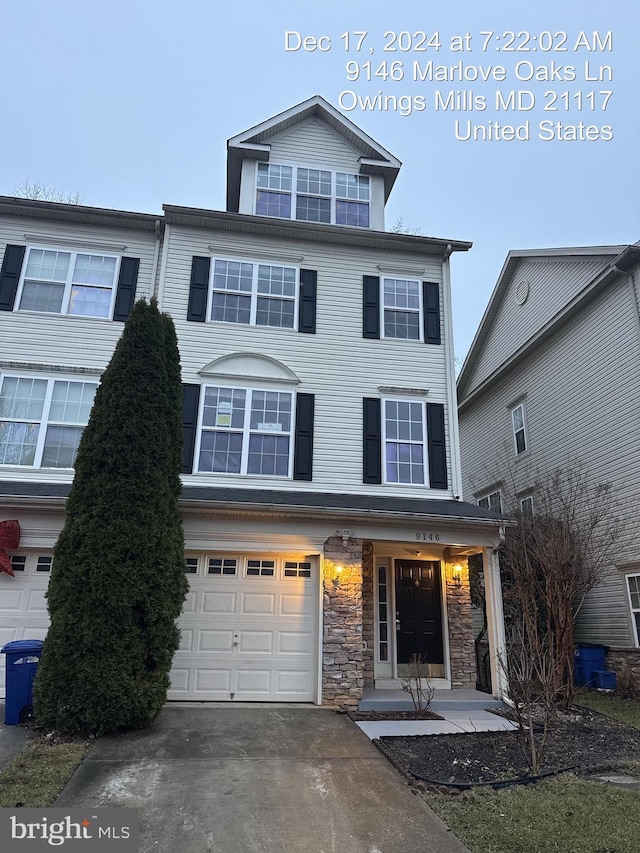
[359,687,505,712]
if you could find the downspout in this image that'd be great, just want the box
[612,263,640,343]
[150,219,162,300]
[442,243,464,499]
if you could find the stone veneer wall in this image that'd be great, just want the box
[361,542,374,687]
[445,563,477,689]
[606,648,640,692]
[322,536,364,707]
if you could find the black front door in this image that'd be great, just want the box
[395,560,444,665]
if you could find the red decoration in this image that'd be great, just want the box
[0,520,20,577]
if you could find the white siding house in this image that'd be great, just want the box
[458,244,640,681]
[0,96,506,707]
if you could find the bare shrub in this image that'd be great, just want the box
[400,653,435,714]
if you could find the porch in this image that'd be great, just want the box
[359,686,505,712]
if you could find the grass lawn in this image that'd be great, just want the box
[0,739,90,807]
[427,774,640,853]
[575,690,640,729]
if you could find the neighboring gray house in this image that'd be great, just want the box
[457,243,640,680]
[0,96,507,706]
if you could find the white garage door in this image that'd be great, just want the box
[169,554,319,702]
[0,553,51,699]
[0,552,319,703]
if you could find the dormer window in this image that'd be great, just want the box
[255,163,370,228]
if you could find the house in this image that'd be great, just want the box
[457,243,640,683]
[0,96,507,707]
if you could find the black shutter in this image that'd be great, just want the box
[363,275,380,339]
[426,403,448,489]
[298,269,317,334]
[293,393,315,481]
[423,281,441,344]
[0,245,26,311]
[182,384,201,474]
[187,256,211,322]
[112,257,140,321]
[363,397,382,484]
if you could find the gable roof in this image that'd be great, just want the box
[226,95,402,212]
[457,243,640,406]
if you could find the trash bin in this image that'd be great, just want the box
[594,670,617,691]
[1,640,44,725]
[574,644,607,688]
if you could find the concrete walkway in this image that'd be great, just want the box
[356,709,517,740]
[56,705,470,853]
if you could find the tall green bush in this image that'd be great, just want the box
[34,300,188,735]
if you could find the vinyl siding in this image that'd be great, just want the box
[162,224,454,499]
[267,118,362,171]
[459,273,640,647]
[0,215,157,369]
[464,255,613,396]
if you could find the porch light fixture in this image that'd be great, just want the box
[452,562,463,587]
[334,565,344,586]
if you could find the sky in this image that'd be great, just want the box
[2,0,638,361]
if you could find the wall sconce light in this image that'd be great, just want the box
[333,565,344,587]
[452,562,463,587]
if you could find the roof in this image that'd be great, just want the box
[0,482,503,527]
[0,196,160,231]
[226,95,402,212]
[163,205,471,256]
[457,243,638,406]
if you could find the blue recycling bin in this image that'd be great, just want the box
[2,639,44,725]
[574,644,607,688]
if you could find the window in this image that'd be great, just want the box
[208,557,238,576]
[511,402,528,455]
[256,163,370,227]
[383,278,422,340]
[0,375,97,468]
[626,574,640,647]
[196,386,293,477]
[246,559,275,577]
[185,558,199,574]
[383,399,426,485]
[16,247,120,318]
[363,277,440,344]
[284,561,311,578]
[210,259,297,329]
[520,495,534,513]
[478,490,502,513]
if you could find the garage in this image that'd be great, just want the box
[0,552,51,699]
[1,551,320,703]
[170,553,320,702]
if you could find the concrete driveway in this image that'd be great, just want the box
[57,705,469,853]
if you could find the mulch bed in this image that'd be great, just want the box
[379,709,640,786]
[347,709,444,722]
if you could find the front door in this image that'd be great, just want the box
[395,560,444,675]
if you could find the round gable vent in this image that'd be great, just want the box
[515,280,530,305]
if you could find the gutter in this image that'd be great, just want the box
[0,491,505,528]
[150,219,162,299]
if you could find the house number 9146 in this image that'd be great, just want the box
[415,532,440,541]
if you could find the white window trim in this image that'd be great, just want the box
[382,397,429,487]
[380,276,424,342]
[625,573,640,647]
[207,256,299,331]
[0,371,97,469]
[519,494,534,513]
[15,244,121,320]
[510,401,528,456]
[194,383,296,479]
[254,160,371,228]
[478,489,503,513]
